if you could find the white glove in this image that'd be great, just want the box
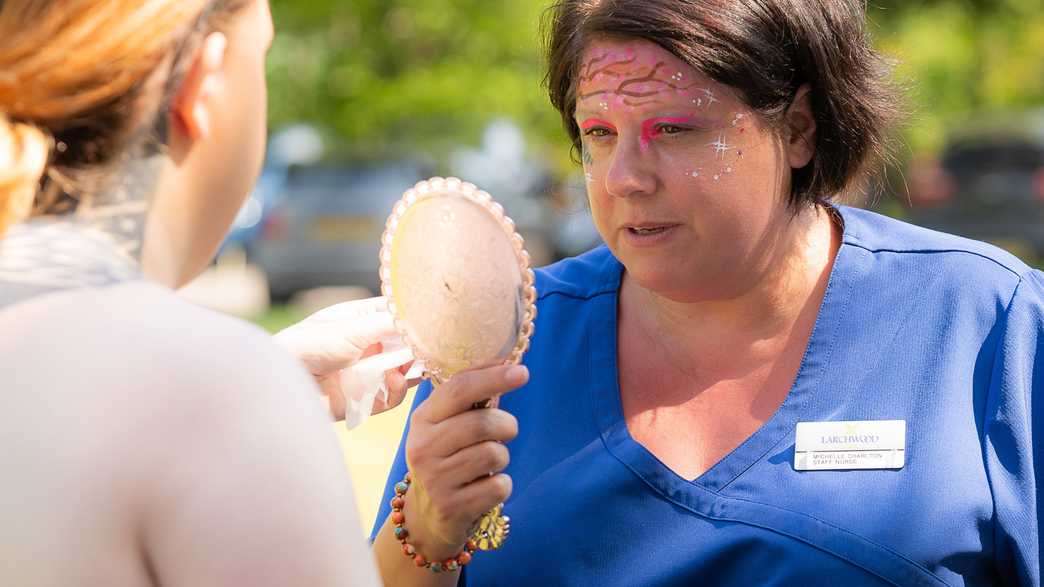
[273,296,419,426]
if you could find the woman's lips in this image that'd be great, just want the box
[621,223,680,245]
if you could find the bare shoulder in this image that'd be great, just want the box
[6,280,319,407]
[0,280,334,475]
[0,282,380,586]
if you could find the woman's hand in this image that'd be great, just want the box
[273,296,416,420]
[400,364,528,561]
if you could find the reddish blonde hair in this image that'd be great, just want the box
[0,0,239,236]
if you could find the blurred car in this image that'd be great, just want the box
[217,124,324,263]
[450,119,558,267]
[217,164,289,261]
[252,161,431,300]
[906,110,1044,259]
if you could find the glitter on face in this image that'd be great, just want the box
[577,43,747,189]
[708,134,734,158]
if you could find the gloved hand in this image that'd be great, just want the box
[273,296,418,421]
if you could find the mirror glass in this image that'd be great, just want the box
[379,177,536,383]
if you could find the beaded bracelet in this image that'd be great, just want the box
[391,472,477,574]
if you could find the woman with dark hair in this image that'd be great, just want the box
[372,1,1041,585]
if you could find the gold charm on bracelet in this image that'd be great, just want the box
[469,503,510,551]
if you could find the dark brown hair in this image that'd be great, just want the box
[544,0,900,206]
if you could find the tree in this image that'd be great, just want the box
[267,0,564,170]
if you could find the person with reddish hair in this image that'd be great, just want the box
[0,1,422,585]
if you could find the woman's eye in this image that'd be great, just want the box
[657,125,688,135]
[584,127,613,138]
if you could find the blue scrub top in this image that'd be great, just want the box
[373,206,1042,586]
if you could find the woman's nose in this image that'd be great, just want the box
[603,138,657,199]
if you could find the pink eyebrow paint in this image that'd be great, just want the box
[580,118,616,132]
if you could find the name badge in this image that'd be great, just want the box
[794,420,906,471]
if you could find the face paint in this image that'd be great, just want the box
[708,133,735,158]
[580,118,616,132]
[577,42,752,192]
[639,116,703,151]
[573,39,805,303]
[578,52,705,110]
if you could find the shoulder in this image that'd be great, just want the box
[840,206,1032,279]
[838,206,1033,303]
[0,282,375,585]
[6,280,321,420]
[535,245,620,303]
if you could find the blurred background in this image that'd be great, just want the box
[177,0,1044,532]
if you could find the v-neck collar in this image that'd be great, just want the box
[588,205,861,499]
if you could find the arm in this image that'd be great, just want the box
[984,270,1043,586]
[140,329,381,587]
[371,366,528,586]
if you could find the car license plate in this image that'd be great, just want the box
[310,216,378,242]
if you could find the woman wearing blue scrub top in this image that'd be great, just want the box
[370,1,1041,586]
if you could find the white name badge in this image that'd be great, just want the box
[794,420,906,471]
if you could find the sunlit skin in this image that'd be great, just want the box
[578,38,840,480]
[577,38,818,305]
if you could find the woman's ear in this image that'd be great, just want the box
[168,32,229,143]
[785,84,816,170]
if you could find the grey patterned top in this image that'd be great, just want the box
[0,219,142,310]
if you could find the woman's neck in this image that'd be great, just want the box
[69,151,166,262]
[622,204,840,356]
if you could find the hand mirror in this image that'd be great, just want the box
[379,177,537,384]
[379,176,537,550]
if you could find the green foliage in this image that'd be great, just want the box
[870,0,1044,154]
[266,0,1044,173]
[267,0,564,168]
